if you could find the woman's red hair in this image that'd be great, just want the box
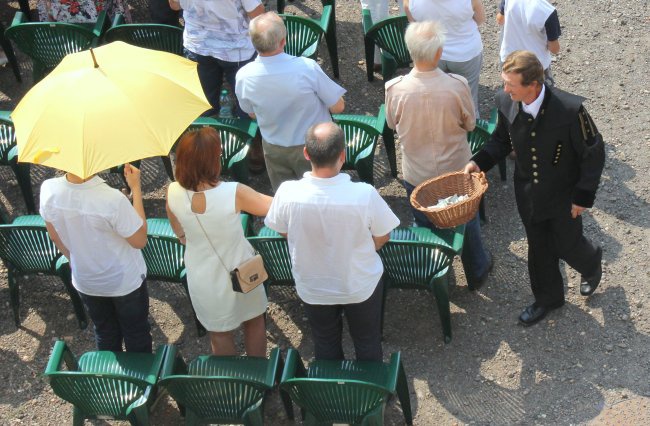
[175,127,222,191]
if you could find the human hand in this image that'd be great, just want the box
[123,163,142,193]
[571,204,587,219]
[496,13,505,25]
[463,161,480,179]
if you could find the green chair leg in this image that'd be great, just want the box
[356,158,374,185]
[382,126,397,178]
[10,162,35,213]
[381,52,399,82]
[231,158,250,184]
[72,406,84,426]
[396,361,413,425]
[323,2,339,78]
[161,155,175,181]
[364,35,376,82]
[432,279,452,343]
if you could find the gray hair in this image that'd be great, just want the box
[249,12,287,54]
[404,20,446,63]
[305,122,345,167]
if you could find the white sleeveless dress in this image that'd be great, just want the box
[167,181,267,332]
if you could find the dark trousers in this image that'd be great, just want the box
[184,49,255,118]
[79,281,152,353]
[524,214,601,306]
[303,280,383,362]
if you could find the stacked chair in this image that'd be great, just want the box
[0,112,35,213]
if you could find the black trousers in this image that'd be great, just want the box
[523,213,601,306]
[303,280,383,362]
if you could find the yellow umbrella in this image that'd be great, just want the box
[12,41,211,178]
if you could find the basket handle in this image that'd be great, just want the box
[472,172,487,186]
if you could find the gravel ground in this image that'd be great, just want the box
[0,0,649,424]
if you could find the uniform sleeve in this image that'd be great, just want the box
[112,195,145,239]
[472,109,513,171]
[570,106,605,208]
[264,187,289,234]
[368,188,400,237]
[312,61,346,108]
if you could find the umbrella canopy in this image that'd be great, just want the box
[12,41,211,178]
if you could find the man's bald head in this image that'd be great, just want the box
[249,12,287,54]
[305,122,345,168]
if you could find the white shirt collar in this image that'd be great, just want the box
[522,84,545,119]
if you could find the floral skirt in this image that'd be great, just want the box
[37,0,132,23]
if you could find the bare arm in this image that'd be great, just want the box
[168,0,181,11]
[235,183,273,216]
[471,0,486,25]
[166,197,186,245]
[328,97,345,114]
[45,222,70,260]
[403,0,415,22]
[372,233,390,251]
[123,164,147,249]
[547,39,560,54]
[247,3,265,19]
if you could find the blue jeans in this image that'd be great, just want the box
[403,181,491,284]
[184,49,255,118]
[79,281,152,353]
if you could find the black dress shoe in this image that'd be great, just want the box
[580,247,603,296]
[518,301,564,326]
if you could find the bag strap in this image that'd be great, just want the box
[185,190,230,272]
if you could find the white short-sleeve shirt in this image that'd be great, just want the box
[39,176,146,297]
[264,172,400,305]
[235,53,346,147]
[500,0,556,69]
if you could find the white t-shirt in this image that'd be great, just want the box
[264,172,400,305]
[500,0,556,69]
[180,0,261,62]
[39,176,146,297]
[408,0,483,62]
[235,53,346,147]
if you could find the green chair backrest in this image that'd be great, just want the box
[363,11,411,67]
[142,218,185,282]
[247,227,294,287]
[334,117,380,168]
[0,113,16,162]
[281,5,331,58]
[159,346,281,424]
[0,222,61,273]
[378,227,458,290]
[4,11,107,82]
[467,125,491,155]
[188,118,252,170]
[104,14,183,55]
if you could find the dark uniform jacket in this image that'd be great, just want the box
[472,86,605,223]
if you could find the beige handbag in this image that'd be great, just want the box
[187,190,267,294]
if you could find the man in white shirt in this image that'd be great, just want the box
[265,122,400,361]
[40,165,151,353]
[236,12,346,192]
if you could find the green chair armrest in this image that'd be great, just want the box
[317,5,332,33]
[0,111,12,124]
[45,340,78,374]
[92,10,109,39]
[11,11,28,27]
[375,104,387,134]
[385,351,401,392]
[145,345,169,384]
[12,214,46,226]
[281,349,306,382]
[362,8,374,34]
[264,347,282,386]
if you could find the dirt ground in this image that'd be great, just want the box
[0,0,649,424]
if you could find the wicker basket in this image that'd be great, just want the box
[410,171,488,228]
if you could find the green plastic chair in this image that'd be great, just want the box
[280,349,413,425]
[333,104,395,183]
[247,226,295,288]
[159,345,292,425]
[44,340,168,426]
[362,10,410,82]
[378,226,465,343]
[142,215,252,337]
[104,13,183,55]
[0,20,22,81]
[4,11,108,83]
[173,117,258,184]
[0,215,87,329]
[0,112,35,212]
[281,1,339,78]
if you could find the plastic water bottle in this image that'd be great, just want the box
[219,89,234,118]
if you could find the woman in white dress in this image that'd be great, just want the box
[166,127,272,356]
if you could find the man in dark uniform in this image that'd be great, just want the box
[464,50,605,326]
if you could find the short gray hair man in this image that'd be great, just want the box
[404,20,446,63]
[249,12,287,54]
